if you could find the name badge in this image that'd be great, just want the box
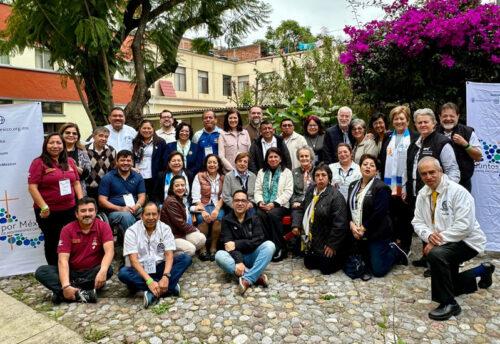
[204,146,213,156]
[144,257,156,274]
[123,193,135,207]
[59,179,71,196]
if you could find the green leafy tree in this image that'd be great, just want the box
[0,0,271,127]
[255,37,369,118]
[263,20,316,54]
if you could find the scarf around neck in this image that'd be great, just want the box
[262,168,281,204]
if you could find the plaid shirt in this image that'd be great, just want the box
[85,143,116,189]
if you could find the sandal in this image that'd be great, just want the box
[199,252,210,261]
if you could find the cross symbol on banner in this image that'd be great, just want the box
[0,190,20,250]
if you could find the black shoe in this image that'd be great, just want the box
[428,303,461,321]
[199,252,210,261]
[412,255,427,268]
[209,252,216,262]
[424,269,431,278]
[51,292,63,304]
[272,249,283,262]
[389,242,408,266]
[478,262,495,289]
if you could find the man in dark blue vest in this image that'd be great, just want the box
[437,102,482,192]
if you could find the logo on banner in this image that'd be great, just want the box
[0,115,5,125]
[0,190,44,249]
[480,139,500,164]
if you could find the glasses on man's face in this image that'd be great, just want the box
[64,132,78,136]
[281,124,294,128]
[233,199,248,204]
[161,116,173,120]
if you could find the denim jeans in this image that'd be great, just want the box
[215,240,275,284]
[365,238,399,277]
[118,254,192,294]
[108,209,141,233]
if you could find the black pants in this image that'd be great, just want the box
[460,178,472,193]
[257,207,289,254]
[427,241,478,304]
[35,209,75,266]
[144,178,154,201]
[389,195,414,253]
[35,264,113,295]
[304,251,343,275]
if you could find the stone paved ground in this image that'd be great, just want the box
[1,240,499,344]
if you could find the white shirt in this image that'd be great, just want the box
[156,128,176,144]
[329,162,362,200]
[410,136,461,196]
[104,124,136,152]
[261,136,277,157]
[412,174,486,254]
[135,140,153,179]
[191,173,221,206]
[123,220,176,265]
[443,130,481,151]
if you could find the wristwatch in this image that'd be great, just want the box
[163,273,171,278]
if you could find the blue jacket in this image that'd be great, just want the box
[165,141,202,175]
[194,130,220,160]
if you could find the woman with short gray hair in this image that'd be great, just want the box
[350,119,378,164]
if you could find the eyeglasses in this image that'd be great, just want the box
[308,124,318,128]
[352,127,364,132]
[281,124,294,128]
[233,199,248,204]
[161,116,173,120]
[64,132,78,136]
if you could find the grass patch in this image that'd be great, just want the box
[34,304,53,312]
[83,328,108,341]
[48,310,61,320]
[150,302,169,315]
[320,294,336,300]
[271,294,282,301]
[12,286,28,301]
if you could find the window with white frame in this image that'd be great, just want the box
[35,48,53,70]
[174,67,186,91]
[198,70,209,94]
[223,75,232,96]
[238,75,250,93]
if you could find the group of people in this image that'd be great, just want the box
[28,104,494,320]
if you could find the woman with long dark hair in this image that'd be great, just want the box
[218,109,251,173]
[132,120,168,199]
[254,147,293,261]
[59,123,91,196]
[28,133,83,265]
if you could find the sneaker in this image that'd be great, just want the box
[173,284,181,297]
[77,289,97,303]
[255,274,269,288]
[51,292,63,304]
[478,262,495,289]
[143,291,158,309]
[237,277,251,295]
[389,242,408,266]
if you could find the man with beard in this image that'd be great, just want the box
[323,106,355,164]
[437,102,482,192]
[244,106,263,141]
[104,107,137,151]
[35,197,114,303]
[156,109,177,143]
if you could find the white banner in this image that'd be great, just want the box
[466,82,500,252]
[0,103,46,276]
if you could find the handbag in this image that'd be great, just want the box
[343,253,372,281]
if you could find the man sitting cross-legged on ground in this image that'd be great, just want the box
[35,197,114,303]
[118,202,192,308]
[412,156,494,321]
[215,190,276,295]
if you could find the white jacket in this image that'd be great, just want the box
[254,168,293,208]
[283,132,308,169]
[412,174,486,253]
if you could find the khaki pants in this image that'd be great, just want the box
[175,231,206,256]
